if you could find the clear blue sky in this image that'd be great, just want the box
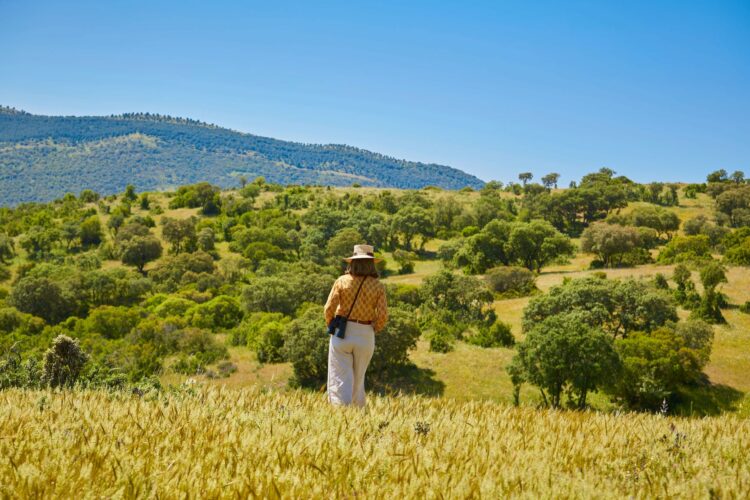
[2,0,748,184]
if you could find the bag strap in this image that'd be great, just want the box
[345,276,367,319]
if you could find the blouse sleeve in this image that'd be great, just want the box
[324,279,340,325]
[373,284,389,333]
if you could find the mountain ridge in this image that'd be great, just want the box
[0,106,484,205]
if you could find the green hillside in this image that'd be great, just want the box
[0,106,484,205]
[2,169,750,417]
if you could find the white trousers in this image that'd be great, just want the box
[327,322,375,407]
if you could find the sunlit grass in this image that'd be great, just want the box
[2,387,748,498]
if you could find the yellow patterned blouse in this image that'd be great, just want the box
[324,274,389,332]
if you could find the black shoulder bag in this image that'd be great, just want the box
[327,276,367,339]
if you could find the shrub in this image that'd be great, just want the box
[0,307,45,335]
[368,307,420,377]
[84,305,142,339]
[255,321,287,363]
[653,273,669,290]
[428,324,455,353]
[436,239,463,266]
[43,335,89,388]
[0,346,42,389]
[242,273,333,316]
[186,296,243,332]
[392,249,417,275]
[484,266,536,297]
[0,265,10,283]
[740,301,750,314]
[658,235,711,264]
[609,321,714,410]
[282,308,330,388]
[385,284,423,309]
[153,297,196,318]
[173,328,228,374]
[467,321,515,348]
[724,237,750,266]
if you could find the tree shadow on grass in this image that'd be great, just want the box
[673,383,745,416]
[368,364,445,398]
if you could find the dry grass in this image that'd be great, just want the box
[2,387,748,498]
[161,345,293,391]
[381,259,443,286]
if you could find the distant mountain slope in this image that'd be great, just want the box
[0,106,484,205]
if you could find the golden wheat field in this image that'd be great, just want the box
[1,387,749,499]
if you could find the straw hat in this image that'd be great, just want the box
[344,244,382,262]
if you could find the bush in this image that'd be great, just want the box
[724,237,750,266]
[172,328,228,374]
[368,307,420,377]
[242,272,333,316]
[281,308,330,388]
[658,235,712,264]
[484,266,536,297]
[153,297,196,318]
[385,284,424,309]
[392,249,417,274]
[255,322,287,363]
[428,325,455,353]
[0,265,11,282]
[186,296,243,332]
[43,335,89,388]
[84,305,142,339]
[609,321,714,410]
[0,307,45,335]
[467,321,515,348]
[653,273,669,290]
[740,301,750,314]
[0,347,42,390]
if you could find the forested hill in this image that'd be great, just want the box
[0,106,484,205]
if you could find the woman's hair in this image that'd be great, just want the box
[346,259,379,278]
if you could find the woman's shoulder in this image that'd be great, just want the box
[336,274,382,287]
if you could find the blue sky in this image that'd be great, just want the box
[1,0,748,184]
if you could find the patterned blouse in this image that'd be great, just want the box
[324,274,389,332]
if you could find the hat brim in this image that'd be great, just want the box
[344,255,382,263]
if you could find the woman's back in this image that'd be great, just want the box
[324,273,388,332]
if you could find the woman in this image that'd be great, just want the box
[324,244,388,407]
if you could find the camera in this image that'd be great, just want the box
[327,315,347,339]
